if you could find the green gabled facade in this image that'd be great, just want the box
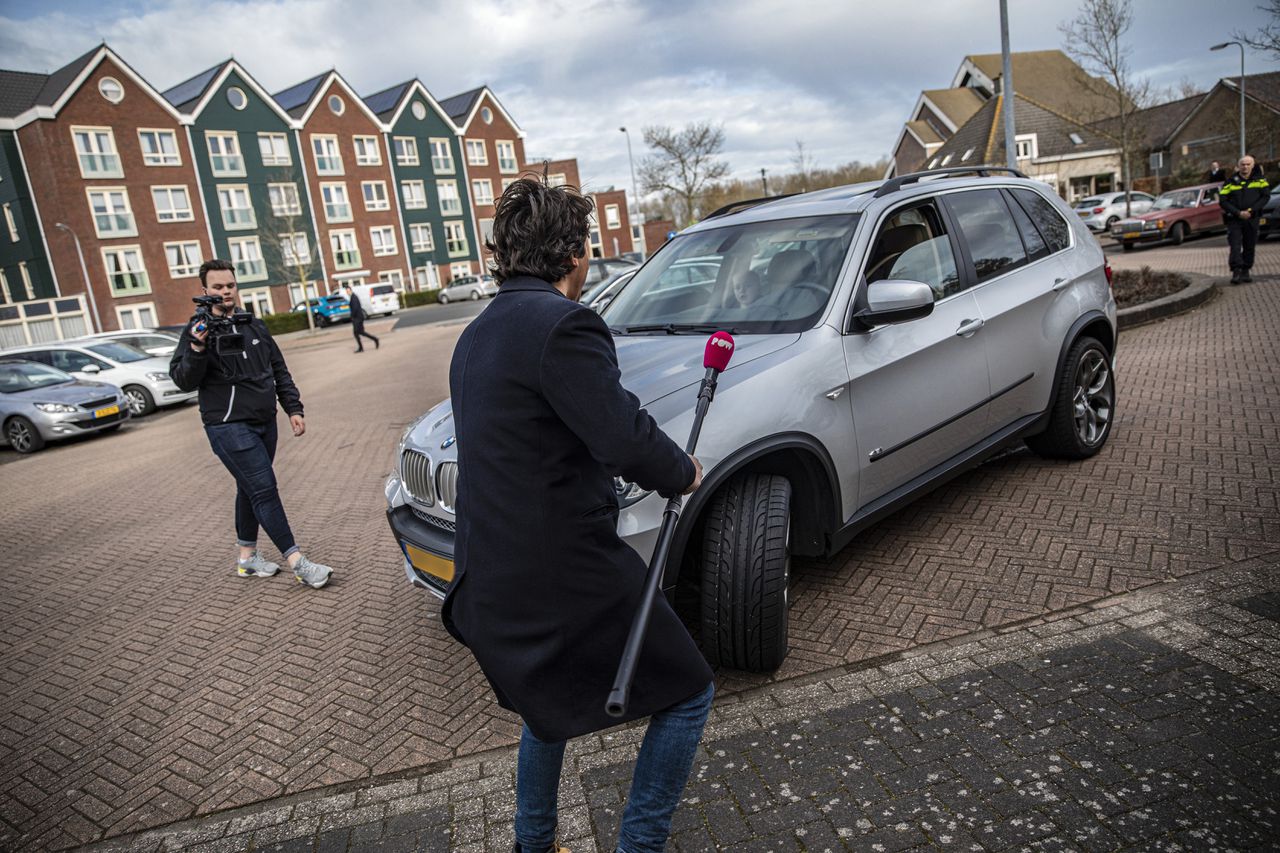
[164,62,322,309]
[0,130,56,302]
[366,80,480,287]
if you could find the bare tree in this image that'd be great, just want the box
[791,140,815,193]
[258,209,322,332]
[1235,0,1280,58]
[638,123,730,226]
[1060,0,1142,215]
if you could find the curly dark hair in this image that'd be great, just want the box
[486,175,594,285]
[199,258,236,288]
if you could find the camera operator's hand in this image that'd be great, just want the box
[189,319,209,351]
[682,454,703,495]
[290,414,306,437]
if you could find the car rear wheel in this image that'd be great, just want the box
[1026,336,1114,460]
[1121,241,1135,251]
[700,473,791,672]
[1170,222,1188,245]
[5,416,44,454]
[438,293,449,304]
[470,289,481,301]
[1105,216,1118,229]
[123,385,156,417]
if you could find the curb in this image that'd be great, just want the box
[1117,271,1218,330]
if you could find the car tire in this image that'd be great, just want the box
[1170,222,1188,245]
[5,416,45,454]
[700,473,791,672]
[438,293,449,304]
[1105,216,1118,229]
[1026,336,1115,460]
[1121,241,1135,251]
[470,289,481,301]
[123,385,156,417]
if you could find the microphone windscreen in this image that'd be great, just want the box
[703,331,735,372]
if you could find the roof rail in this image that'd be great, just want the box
[703,193,795,221]
[874,166,1028,198]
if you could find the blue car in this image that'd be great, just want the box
[292,294,351,326]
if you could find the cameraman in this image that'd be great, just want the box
[169,259,335,589]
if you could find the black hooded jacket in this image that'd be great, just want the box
[169,317,303,427]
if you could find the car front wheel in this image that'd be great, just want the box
[1169,222,1188,245]
[5,416,45,454]
[700,473,791,672]
[438,293,449,304]
[1026,336,1115,460]
[123,385,156,417]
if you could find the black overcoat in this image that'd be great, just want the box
[443,275,713,742]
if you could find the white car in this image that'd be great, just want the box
[80,329,181,357]
[437,275,497,304]
[0,340,196,416]
[1072,191,1156,233]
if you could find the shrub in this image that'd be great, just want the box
[1110,266,1190,309]
[403,290,439,307]
[261,310,311,335]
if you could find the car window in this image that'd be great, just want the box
[86,342,148,363]
[18,350,54,366]
[1009,188,1071,254]
[1133,193,1155,203]
[52,349,109,372]
[1001,190,1048,261]
[371,285,395,296]
[1152,189,1198,210]
[0,361,73,392]
[946,189,1028,283]
[1201,187,1219,205]
[866,201,961,299]
[1075,197,1104,208]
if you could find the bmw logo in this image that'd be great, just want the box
[440,436,456,450]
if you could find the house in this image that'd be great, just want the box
[1155,71,1280,176]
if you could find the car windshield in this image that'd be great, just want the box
[86,342,149,363]
[0,361,74,393]
[1152,190,1198,210]
[603,214,859,334]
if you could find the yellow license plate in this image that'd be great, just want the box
[403,542,454,583]
[94,405,120,418]
[1122,232,1140,240]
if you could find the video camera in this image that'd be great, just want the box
[191,294,254,355]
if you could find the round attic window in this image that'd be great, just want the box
[411,101,427,121]
[328,94,345,116]
[98,77,124,104]
[480,106,493,124]
[227,87,248,110]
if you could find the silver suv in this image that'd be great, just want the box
[386,168,1117,672]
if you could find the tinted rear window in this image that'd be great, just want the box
[946,190,1028,282]
[371,285,394,296]
[1010,188,1071,254]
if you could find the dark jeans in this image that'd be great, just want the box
[1227,217,1260,272]
[205,419,298,557]
[352,319,379,350]
[515,681,714,853]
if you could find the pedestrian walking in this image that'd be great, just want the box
[343,284,380,352]
[1220,155,1271,284]
[169,259,336,588]
[443,177,712,853]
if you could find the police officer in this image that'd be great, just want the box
[1219,154,1271,284]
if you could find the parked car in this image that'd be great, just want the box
[387,167,1118,673]
[1259,186,1279,240]
[347,282,399,316]
[1110,182,1227,249]
[438,275,497,303]
[584,270,636,313]
[292,295,351,326]
[81,328,181,357]
[0,359,130,453]
[1071,191,1155,233]
[585,257,638,291]
[0,340,195,416]
[580,268,636,306]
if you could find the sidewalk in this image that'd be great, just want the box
[88,553,1280,852]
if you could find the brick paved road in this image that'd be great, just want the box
[1,241,1278,849]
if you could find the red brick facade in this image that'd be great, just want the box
[459,92,525,269]
[643,219,677,255]
[19,56,213,330]
[591,189,633,258]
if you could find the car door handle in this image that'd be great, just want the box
[1052,277,1069,292]
[956,318,984,337]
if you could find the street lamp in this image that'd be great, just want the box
[55,222,102,333]
[1211,41,1246,159]
[618,127,640,218]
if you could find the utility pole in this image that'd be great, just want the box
[1000,0,1018,172]
[55,222,102,333]
[760,168,769,195]
[1210,42,1246,158]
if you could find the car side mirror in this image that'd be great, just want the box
[80,363,101,374]
[853,280,936,328]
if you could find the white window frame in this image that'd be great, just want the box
[217,184,256,230]
[471,178,494,207]
[438,180,462,215]
[353,135,382,166]
[466,139,488,166]
[206,131,245,177]
[409,222,434,252]
[267,182,303,217]
[378,270,405,291]
[1014,134,1038,161]
[429,138,454,173]
[501,177,516,192]
[101,245,150,295]
[228,235,267,282]
[163,240,202,278]
[17,262,33,299]
[548,172,567,188]
[449,262,472,280]
[444,220,468,257]
[312,134,343,175]
[115,302,158,330]
[151,185,194,223]
[240,288,274,317]
[71,127,123,178]
[86,187,137,238]
[321,182,352,222]
[393,136,419,167]
[4,203,17,242]
[496,140,517,173]
[604,204,621,229]
[280,232,312,267]
[362,180,390,212]
[137,129,181,166]
[0,268,10,303]
[401,180,427,210]
[257,132,292,166]
[330,229,360,269]
[370,225,398,257]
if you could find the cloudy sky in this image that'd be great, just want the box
[1,0,1274,199]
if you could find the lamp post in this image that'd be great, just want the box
[760,168,769,195]
[55,222,102,333]
[618,127,640,215]
[1211,41,1246,159]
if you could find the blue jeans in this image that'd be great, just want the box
[205,420,298,558]
[515,681,714,853]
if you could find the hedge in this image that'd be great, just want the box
[402,290,440,307]
[261,311,311,335]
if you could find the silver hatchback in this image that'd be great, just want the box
[0,360,130,453]
[387,168,1118,672]
[1072,191,1155,233]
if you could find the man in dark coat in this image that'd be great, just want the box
[1220,155,1271,284]
[445,178,713,853]
[342,284,380,352]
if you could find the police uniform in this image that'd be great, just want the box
[1219,166,1271,283]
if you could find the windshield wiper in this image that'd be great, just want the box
[622,323,738,335]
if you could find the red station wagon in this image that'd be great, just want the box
[1111,182,1227,250]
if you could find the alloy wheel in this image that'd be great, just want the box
[125,388,148,416]
[1072,349,1112,446]
[7,421,32,452]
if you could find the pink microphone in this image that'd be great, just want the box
[703,330,735,373]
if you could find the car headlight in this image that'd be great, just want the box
[34,402,78,413]
[146,372,171,382]
[615,477,652,507]
[1146,220,1163,230]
